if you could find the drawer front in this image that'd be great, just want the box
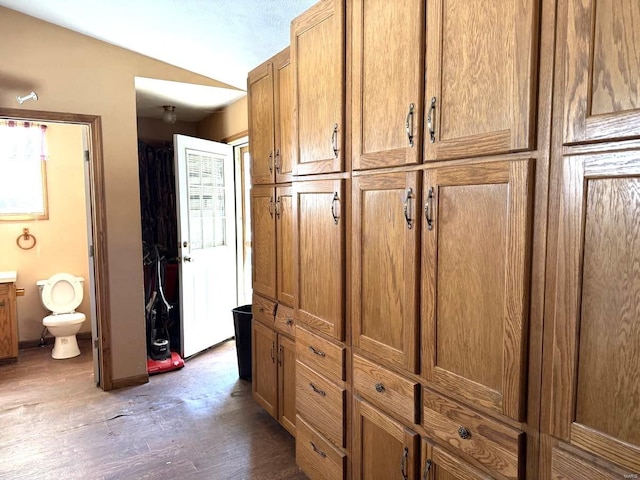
[353,354,419,425]
[274,303,295,337]
[422,388,523,480]
[253,293,277,327]
[296,361,346,448]
[551,446,633,480]
[296,415,346,480]
[296,326,345,383]
[0,284,9,295]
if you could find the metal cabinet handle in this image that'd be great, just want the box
[403,187,413,229]
[310,382,326,397]
[424,187,434,231]
[423,459,432,480]
[275,196,281,219]
[268,151,273,174]
[309,346,326,357]
[458,426,472,440]
[427,97,436,143]
[0,300,5,307]
[330,192,340,225]
[401,447,409,480]
[405,103,415,147]
[310,441,326,458]
[285,316,293,326]
[375,383,385,393]
[275,149,281,173]
[268,196,275,218]
[331,123,339,158]
[270,342,276,363]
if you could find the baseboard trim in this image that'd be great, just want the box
[19,331,92,350]
[111,373,149,389]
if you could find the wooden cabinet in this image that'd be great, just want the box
[421,159,533,421]
[421,441,494,480]
[291,0,345,175]
[278,334,296,435]
[0,283,18,361]
[352,171,420,372]
[560,0,640,145]
[351,0,425,170]
[297,415,347,480]
[276,186,294,306]
[424,0,537,161]
[294,179,345,341]
[550,445,636,480]
[248,47,293,184]
[546,150,640,473]
[353,397,419,480]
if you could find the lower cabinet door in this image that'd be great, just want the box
[252,320,277,417]
[353,397,419,480]
[421,440,493,480]
[278,334,296,436]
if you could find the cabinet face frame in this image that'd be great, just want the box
[293,178,346,341]
[291,0,345,175]
[276,185,295,307]
[250,185,277,300]
[424,0,537,161]
[547,151,640,473]
[351,0,425,170]
[560,0,640,144]
[352,171,420,372]
[421,159,533,421]
[252,319,278,417]
[248,61,275,184]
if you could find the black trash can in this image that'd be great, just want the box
[232,305,252,380]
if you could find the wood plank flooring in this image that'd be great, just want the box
[0,339,307,480]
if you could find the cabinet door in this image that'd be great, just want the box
[421,440,493,480]
[422,160,533,421]
[562,0,640,144]
[292,0,345,175]
[251,185,277,300]
[353,397,419,480]
[252,321,277,418]
[547,151,640,473]
[276,186,294,307]
[352,171,420,372]
[278,334,296,436]
[351,0,424,170]
[248,61,275,184]
[274,48,294,183]
[551,446,635,480]
[294,179,345,341]
[0,284,18,360]
[424,0,537,161]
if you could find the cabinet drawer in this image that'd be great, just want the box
[296,415,346,480]
[353,354,419,425]
[422,388,523,480]
[0,284,8,295]
[274,303,295,337]
[253,294,277,326]
[296,326,345,383]
[296,361,346,448]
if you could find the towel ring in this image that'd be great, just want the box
[16,228,37,250]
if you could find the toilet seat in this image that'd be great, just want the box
[43,312,86,326]
[41,273,83,313]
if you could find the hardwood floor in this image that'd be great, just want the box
[0,339,307,480]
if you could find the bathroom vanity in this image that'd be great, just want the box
[0,271,18,361]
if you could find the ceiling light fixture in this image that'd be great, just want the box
[162,105,177,125]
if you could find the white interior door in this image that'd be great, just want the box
[174,134,237,358]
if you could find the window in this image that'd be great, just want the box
[0,120,49,221]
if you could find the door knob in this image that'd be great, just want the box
[184,256,192,262]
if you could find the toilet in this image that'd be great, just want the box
[37,273,86,359]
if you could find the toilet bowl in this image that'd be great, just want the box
[37,273,86,359]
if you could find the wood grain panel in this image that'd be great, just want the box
[296,361,346,448]
[562,0,640,143]
[551,447,628,480]
[296,326,346,384]
[252,320,277,418]
[352,171,420,372]
[279,334,297,436]
[248,61,275,184]
[422,441,494,480]
[424,0,537,161]
[276,186,295,307]
[292,0,344,175]
[351,0,424,170]
[252,293,277,327]
[274,303,296,337]
[274,48,294,183]
[251,186,277,300]
[296,415,346,480]
[0,283,18,360]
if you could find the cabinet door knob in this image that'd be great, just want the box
[375,383,385,393]
[0,300,5,307]
[458,426,472,440]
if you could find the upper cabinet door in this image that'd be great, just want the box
[352,171,420,372]
[292,0,345,176]
[562,0,640,144]
[424,0,537,161]
[251,185,277,300]
[351,0,425,170]
[294,179,345,341]
[547,150,640,474]
[422,159,533,422]
[274,48,294,183]
[248,61,275,184]
[276,185,295,307]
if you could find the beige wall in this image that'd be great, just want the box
[0,123,91,341]
[137,117,198,143]
[0,7,240,381]
[198,96,248,141]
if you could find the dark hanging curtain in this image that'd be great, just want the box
[137,140,178,261]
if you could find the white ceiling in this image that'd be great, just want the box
[0,0,317,121]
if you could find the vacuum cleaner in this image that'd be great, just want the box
[145,245,184,375]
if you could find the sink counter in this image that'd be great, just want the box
[0,271,17,284]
